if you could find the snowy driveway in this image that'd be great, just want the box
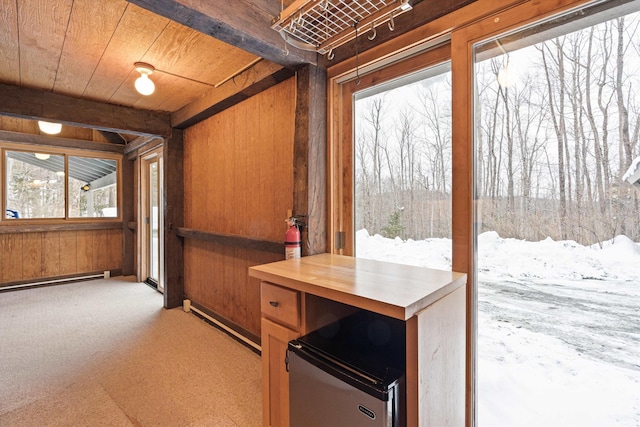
[478,278,640,426]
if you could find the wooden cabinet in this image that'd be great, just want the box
[251,254,467,427]
[260,282,301,427]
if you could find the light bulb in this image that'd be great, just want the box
[34,153,50,160]
[135,73,155,95]
[38,121,62,135]
[134,62,155,96]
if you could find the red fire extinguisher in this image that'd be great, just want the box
[285,217,301,260]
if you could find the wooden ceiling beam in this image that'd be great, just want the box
[0,130,124,154]
[171,60,295,129]
[0,84,172,138]
[126,0,317,68]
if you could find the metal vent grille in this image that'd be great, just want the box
[272,0,412,56]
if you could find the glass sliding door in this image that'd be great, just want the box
[142,149,163,292]
[473,3,640,425]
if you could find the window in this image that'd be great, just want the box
[354,63,453,269]
[329,42,452,260]
[5,151,65,219]
[472,3,640,426]
[3,147,120,221]
[68,156,118,218]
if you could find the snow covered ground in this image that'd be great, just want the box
[356,229,640,426]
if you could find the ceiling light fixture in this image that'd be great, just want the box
[38,120,62,135]
[134,62,155,96]
[34,153,51,160]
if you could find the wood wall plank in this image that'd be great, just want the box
[59,231,78,275]
[233,101,249,237]
[93,230,109,271]
[21,232,43,279]
[42,231,60,277]
[107,229,122,270]
[76,230,94,272]
[0,234,23,282]
[206,115,222,231]
[245,96,262,238]
[183,133,193,228]
[220,108,234,233]
[258,83,276,240]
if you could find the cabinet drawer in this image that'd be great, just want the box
[261,282,300,330]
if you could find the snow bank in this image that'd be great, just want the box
[356,229,640,283]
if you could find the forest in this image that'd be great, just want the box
[355,11,640,246]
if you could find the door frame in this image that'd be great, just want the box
[138,146,164,291]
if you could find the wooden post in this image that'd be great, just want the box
[121,157,135,276]
[164,129,184,309]
[294,65,328,256]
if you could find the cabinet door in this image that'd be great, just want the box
[261,317,301,427]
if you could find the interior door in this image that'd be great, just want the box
[142,149,163,292]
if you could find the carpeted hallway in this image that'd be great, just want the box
[0,277,262,426]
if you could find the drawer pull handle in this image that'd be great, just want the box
[269,301,279,307]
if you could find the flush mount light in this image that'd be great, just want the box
[134,62,155,96]
[34,153,50,160]
[38,120,62,135]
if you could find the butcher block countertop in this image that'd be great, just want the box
[249,253,467,321]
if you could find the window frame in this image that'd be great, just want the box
[328,42,452,256]
[1,142,123,223]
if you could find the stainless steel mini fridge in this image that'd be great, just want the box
[287,311,406,427]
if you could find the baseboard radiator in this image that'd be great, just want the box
[183,299,262,353]
[0,271,111,292]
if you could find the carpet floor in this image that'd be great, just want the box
[0,276,262,426]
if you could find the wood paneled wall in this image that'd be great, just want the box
[183,77,296,338]
[184,241,282,337]
[0,228,122,285]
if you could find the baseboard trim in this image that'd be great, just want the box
[186,300,261,355]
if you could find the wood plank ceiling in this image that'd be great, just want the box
[0,0,261,114]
